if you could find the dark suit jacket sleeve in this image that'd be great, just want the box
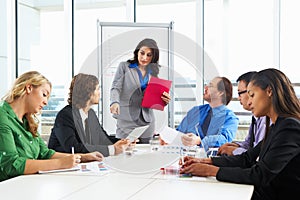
[84,109,113,156]
[212,142,261,185]
[212,117,300,188]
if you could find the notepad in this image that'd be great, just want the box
[38,166,80,174]
[141,77,172,111]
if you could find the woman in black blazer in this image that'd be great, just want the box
[48,73,130,157]
[180,68,300,200]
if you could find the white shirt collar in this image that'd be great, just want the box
[79,109,88,130]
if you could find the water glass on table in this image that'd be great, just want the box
[149,136,160,152]
[122,144,134,156]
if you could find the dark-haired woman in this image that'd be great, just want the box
[110,38,171,143]
[180,68,300,200]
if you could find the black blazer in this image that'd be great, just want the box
[48,105,114,156]
[212,116,300,200]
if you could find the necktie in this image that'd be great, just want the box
[202,108,212,135]
[249,116,256,148]
[85,118,91,144]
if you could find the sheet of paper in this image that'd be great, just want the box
[39,162,110,176]
[78,161,109,172]
[158,126,184,146]
[126,125,149,142]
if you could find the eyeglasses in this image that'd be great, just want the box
[238,90,247,97]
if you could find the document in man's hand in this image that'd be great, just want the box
[159,126,184,146]
[141,77,172,111]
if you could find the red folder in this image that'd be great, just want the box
[141,77,172,111]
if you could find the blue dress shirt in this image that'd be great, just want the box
[177,104,239,150]
[129,62,152,91]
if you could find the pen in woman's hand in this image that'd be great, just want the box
[71,147,81,164]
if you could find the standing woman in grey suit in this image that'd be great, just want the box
[110,38,171,143]
[48,73,130,156]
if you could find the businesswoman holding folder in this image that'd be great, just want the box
[110,38,171,143]
[180,68,300,200]
[0,71,102,182]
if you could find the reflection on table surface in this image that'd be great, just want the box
[0,144,254,200]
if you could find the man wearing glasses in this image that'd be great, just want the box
[217,71,267,155]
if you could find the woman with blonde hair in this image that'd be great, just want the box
[0,71,102,182]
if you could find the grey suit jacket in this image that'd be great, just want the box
[110,61,154,123]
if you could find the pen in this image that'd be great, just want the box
[71,146,74,155]
[181,156,184,166]
[180,147,185,166]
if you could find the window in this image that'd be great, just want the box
[17,0,71,139]
[281,0,300,83]
[3,0,299,142]
[0,0,15,97]
[74,0,128,74]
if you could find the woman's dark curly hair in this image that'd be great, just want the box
[127,38,160,77]
[67,73,99,109]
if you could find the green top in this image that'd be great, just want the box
[0,101,55,182]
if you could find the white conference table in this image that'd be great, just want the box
[0,145,254,200]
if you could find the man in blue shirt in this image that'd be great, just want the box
[218,72,267,155]
[178,76,239,151]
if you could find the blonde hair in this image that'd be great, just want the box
[2,71,52,137]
